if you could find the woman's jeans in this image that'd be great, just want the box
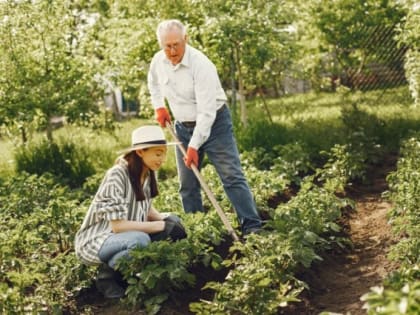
[98,231,151,269]
[174,105,262,233]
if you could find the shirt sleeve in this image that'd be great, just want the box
[188,58,219,149]
[147,53,166,110]
[94,166,129,221]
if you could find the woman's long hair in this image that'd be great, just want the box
[123,151,158,201]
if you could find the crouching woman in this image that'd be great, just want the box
[75,125,187,299]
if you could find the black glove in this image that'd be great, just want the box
[163,214,181,224]
[167,220,187,241]
[164,215,187,241]
[150,216,187,242]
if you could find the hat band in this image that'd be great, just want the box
[133,139,167,146]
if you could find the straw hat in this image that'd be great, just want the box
[118,125,179,154]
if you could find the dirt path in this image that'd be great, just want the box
[291,157,398,315]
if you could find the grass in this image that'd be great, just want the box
[0,117,179,181]
[243,86,420,154]
[0,135,15,179]
[252,86,414,119]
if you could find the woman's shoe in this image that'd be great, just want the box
[95,264,125,299]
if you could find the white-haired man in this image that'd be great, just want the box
[147,19,262,235]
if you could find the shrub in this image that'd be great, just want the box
[14,138,96,188]
[341,105,383,164]
[235,117,289,152]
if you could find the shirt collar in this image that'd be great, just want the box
[179,45,191,67]
[163,44,191,69]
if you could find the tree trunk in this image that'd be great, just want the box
[234,44,247,126]
[46,120,53,142]
[20,125,27,144]
[258,88,273,124]
[230,49,237,121]
[238,78,247,125]
[111,90,122,121]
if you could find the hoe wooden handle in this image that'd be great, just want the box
[165,121,240,242]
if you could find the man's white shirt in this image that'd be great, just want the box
[148,45,227,149]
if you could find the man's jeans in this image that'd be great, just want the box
[98,231,151,268]
[174,105,262,233]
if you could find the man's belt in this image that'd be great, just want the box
[181,104,226,129]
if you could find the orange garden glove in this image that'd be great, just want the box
[184,147,199,169]
[155,107,171,127]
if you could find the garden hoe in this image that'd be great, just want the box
[165,121,240,242]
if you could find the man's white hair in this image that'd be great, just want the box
[156,19,186,48]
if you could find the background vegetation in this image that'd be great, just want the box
[0,0,419,314]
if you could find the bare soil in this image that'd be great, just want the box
[284,155,399,315]
[78,156,398,315]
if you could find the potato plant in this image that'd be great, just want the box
[190,174,353,315]
[0,107,404,314]
[0,173,95,314]
[116,211,228,314]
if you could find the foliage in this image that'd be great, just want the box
[0,0,100,142]
[0,173,95,314]
[14,138,96,188]
[191,173,352,314]
[118,240,195,315]
[306,0,406,89]
[310,105,385,192]
[385,134,420,265]
[117,212,226,314]
[197,0,299,121]
[190,234,304,315]
[235,116,289,152]
[361,272,420,315]
[316,144,365,192]
[397,1,420,105]
[270,142,314,185]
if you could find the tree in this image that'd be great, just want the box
[0,0,99,143]
[80,0,206,115]
[305,0,406,90]
[196,0,299,124]
[397,0,420,105]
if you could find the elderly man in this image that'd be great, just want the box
[147,19,262,235]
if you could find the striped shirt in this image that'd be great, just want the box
[147,44,227,150]
[75,158,151,265]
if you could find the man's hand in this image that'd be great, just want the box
[155,107,171,127]
[184,147,198,168]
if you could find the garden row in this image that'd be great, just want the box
[361,134,420,315]
[0,100,417,314]
[0,130,367,314]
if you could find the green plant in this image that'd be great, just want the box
[271,142,313,185]
[361,276,420,315]
[0,173,95,314]
[116,211,226,314]
[190,234,304,315]
[235,116,289,152]
[317,143,367,193]
[385,134,420,265]
[14,138,96,188]
[191,172,352,314]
